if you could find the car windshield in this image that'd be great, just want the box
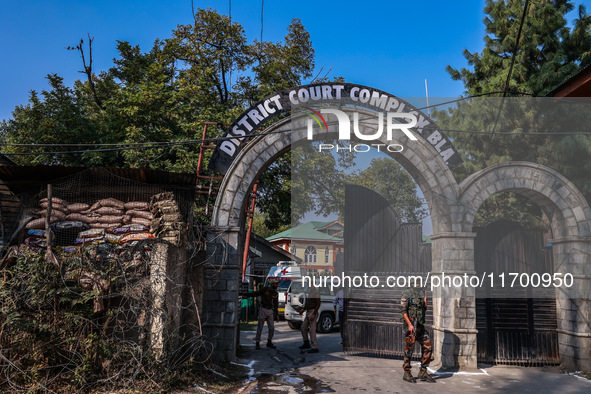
[289,280,307,293]
[265,278,292,292]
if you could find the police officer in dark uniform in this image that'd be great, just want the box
[243,279,279,349]
[400,285,436,383]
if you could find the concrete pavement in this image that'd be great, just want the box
[231,321,591,393]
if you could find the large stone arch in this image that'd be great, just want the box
[205,105,472,364]
[211,107,460,232]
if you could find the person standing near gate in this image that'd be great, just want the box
[333,286,346,344]
[299,282,320,353]
[242,278,279,349]
[400,284,436,383]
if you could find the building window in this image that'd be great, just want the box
[305,246,317,264]
[325,247,329,264]
[290,244,297,255]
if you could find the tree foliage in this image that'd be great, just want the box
[0,9,314,175]
[441,0,591,228]
[348,158,427,223]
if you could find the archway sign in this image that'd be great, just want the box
[209,82,462,174]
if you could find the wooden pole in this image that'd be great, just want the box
[45,184,53,264]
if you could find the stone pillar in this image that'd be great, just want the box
[550,237,591,370]
[202,227,242,362]
[429,232,478,371]
[149,243,187,357]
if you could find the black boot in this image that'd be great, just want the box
[299,340,311,349]
[266,340,276,349]
[255,342,261,350]
[403,370,416,383]
[418,367,436,383]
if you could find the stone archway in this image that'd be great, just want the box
[204,102,475,365]
[458,161,591,370]
[203,85,591,371]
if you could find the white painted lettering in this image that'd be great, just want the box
[237,116,253,132]
[370,92,388,109]
[220,141,236,156]
[298,88,310,103]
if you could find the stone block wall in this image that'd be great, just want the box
[201,228,242,362]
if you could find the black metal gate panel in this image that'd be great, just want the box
[343,185,432,358]
[475,221,559,365]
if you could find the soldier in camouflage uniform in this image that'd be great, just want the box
[400,285,436,383]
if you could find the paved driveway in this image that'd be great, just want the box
[232,321,591,393]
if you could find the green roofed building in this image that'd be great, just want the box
[266,221,344,275]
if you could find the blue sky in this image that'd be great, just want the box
[0,0,490,121]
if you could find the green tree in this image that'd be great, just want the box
[0,8,315,175]
[441,0,591,227]
[348,158,427,223]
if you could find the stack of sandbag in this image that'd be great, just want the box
[122,201,153,228]
[26,197,91,247]
[150,192,186,246]
[26,197,71,229]
[84,198,126,229]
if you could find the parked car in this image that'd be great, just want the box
[284,280,339,333]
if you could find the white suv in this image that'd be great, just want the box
[284,281,339,333]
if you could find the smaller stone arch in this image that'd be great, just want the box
[458,161,591,238]
[457,161,591,370]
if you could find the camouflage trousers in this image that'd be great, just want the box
[403,324,432,370]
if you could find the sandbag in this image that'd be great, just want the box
[149,192,175,207]
[130,217,151,227]
[75,236,104,245]
[94,207,124,216]
[120,232,155,244]
[105,233,122,244]
[40,202,69,213]
[40,197,69,205]
[27,229,46,238]
[127,210,153,220]
[66,213,97,224]
[88,198,125,211]
[124,201,149,210]
[79,228,105,239]
[67,203,90,212]
[36,209,67,220]
[26,217,59,229]
[111,224,150,235]
[90,222,116,229]
[97,215,124,224]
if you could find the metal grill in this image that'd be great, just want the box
[475,221,559,366]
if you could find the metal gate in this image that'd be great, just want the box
[475,221,559,365]
[343,185,432,358]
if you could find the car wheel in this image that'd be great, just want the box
[317,312,334,333]
[287,321,301,330]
